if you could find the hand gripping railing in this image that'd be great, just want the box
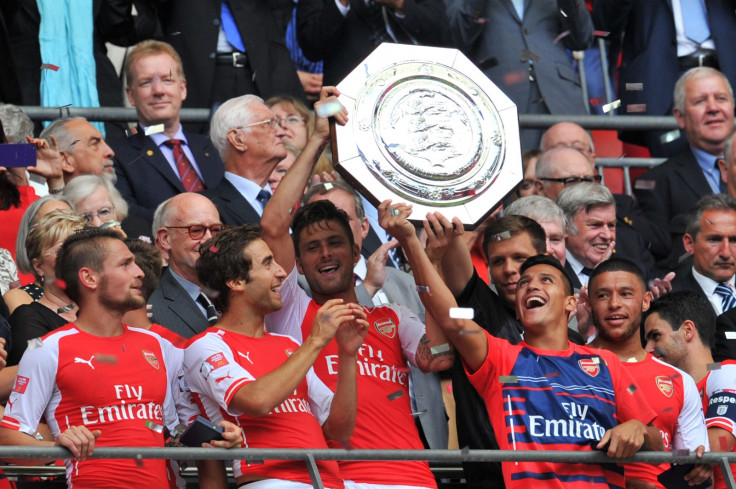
[0,448,733,489]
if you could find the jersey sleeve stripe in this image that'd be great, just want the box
[224,378,250,406]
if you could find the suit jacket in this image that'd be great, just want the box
[447,0,592,115]
[715,307,736,362]
[110,128,224,227]
[148,267,210,339]
[564,260,583,290]
[670,267,710,305]
[201,178,261,227]
[633,150,713,240]
[593,0,736,147]
[298,264,449,450]
[297,0,448,86]
[160,0,306,110]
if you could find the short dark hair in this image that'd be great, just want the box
[125,239,162,301]
[56,228,123,304]
[643,290,716,349]
[588,258,646,291]
[685,193,736,239]
[483,215,546,259]
[197,224,264,313]
[519,254,574,295]
[292,200,355,259]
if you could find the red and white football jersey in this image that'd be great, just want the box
[1,323,179,488]
[184,328,344,489]
[265,269,436,488]
[698,360,736,489]
[622,354,708,488]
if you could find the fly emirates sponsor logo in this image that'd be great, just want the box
[80,384,163,425]
[269,389,313,415]
[527,401,606,440]
[325,343,408,387]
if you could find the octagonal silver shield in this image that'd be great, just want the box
[332,43,522,229]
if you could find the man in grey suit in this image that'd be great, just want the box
[299,180,449,450]
[446,0,593,149]
[149,192,226,338]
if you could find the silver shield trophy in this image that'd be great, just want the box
[332,43,522,229]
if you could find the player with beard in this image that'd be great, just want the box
[0,228,238,488]
[381,208,664,489]
[261,87,453,489]
[585,258,711,489]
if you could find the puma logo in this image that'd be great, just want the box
[74,356,95,370]
[238,351,254,365]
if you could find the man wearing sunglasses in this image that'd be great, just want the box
[203,95,288,227]
[149,192,227,338]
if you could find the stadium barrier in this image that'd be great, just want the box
[0,447,734,489]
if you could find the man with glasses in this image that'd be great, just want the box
[540,121,672,269]
[109,40,225,232]
[535,145,661,281]
[203,94,289,226]
[149,192,227,338]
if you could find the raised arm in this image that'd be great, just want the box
[260,87,348,273]
[378,201,486,373]
[229,300,363,416]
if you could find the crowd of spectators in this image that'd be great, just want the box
[2,1,736,489]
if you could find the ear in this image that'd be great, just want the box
[157,227,172,253]
[31,258,45,280]
[719,158,729,183]
[227,128,248,153]
[673,107,687,130]
[125,85,136,107]
[360,217,370,240]
[641,290,653,312]
[60,150,75,175]
[180,78,187,102]
[683,233,695,255]
[79,266,99,292]
[565,292,578,315]
[534,179,545,196]
[295,256,305,276]
[226,277,245,293]
[680,320,697,343]
[352,242,361,266]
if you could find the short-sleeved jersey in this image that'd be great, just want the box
[621,354,708,488]
[467,330,658,489]
[265,269,436,488]
[1,323,179,488]
[184,328,344,489]
[697,360,736,489]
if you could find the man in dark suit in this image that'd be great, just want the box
[593,0,736,156]
[159,0,306,127]
[446,0,593,150]
[110,41,224,230]
[634,67,735,248]
[203,95,288,226]
[149,192,226,338]
[671,194,736,320]
[539,121,671,268]
[296,0,447,87]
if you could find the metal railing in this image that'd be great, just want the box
[19,106,678,196]
[0,447,733,489]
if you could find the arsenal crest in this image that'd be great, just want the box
[655,376,674,398]
[578,358,600,377]
[374,318,397,338]
[142,350,160,370]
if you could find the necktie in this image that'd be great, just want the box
[511,0,524,20]
[716,283,736,313]
[681,0,710,44]
[220,1,246,52]
[581,267,594,276]
[717,158,728,193]
[197,293,218,325]
[164,139,204,192]
[256,189,271,209]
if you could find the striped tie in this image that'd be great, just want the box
[165,139,204,192]
[716,283,736,312]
